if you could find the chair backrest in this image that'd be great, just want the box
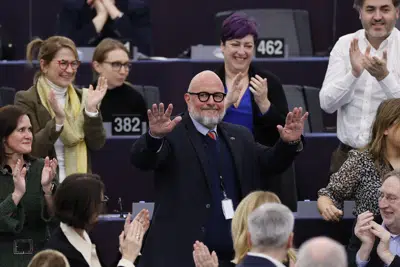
[215,9,313,56]
[303,86,324,132]
[282,84,310,133]
[0,86,16,107]
[131,85,160,109]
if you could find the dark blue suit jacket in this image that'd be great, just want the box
[237,254,280,267]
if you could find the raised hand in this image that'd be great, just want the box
[86,76,108,113]
[355,211,375,245]
[13,159,27,196]
[350,38,365,78]
[49,90,65,125]
[148,103,182,138]
[277,107,308,143]
[193,241,219,267]
[249,74,270,112]
[92,0,107,16]
[363,47,389,81]
[370,221,394,265]
[133,209,150,232]
[41,157,56,188]
[225,72,244,109]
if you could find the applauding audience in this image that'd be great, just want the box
[15,36,107,182]
[0,105,58,266]
[45,173,150,267]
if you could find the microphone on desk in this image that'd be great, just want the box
[117,197,125,219]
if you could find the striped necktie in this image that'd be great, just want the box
[207,130,217,140]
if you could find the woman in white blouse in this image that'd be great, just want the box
[45,173,150,267]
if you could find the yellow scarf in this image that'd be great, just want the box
[37,76,88,176]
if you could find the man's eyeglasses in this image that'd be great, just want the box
[378,191,399,204]
[187,92,226,103]
[55,60,81,71]
[104,61,132,72]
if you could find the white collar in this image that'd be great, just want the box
[189,113,217,136]
[45,78,68,96]
[247,252,286,267]
[60,222,94,265]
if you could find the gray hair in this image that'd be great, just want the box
[296,237,347,267]
[247,203,294,249]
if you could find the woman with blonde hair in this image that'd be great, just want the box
[28,249,70,267]
[193,191,296,267]
[15,36,107,182]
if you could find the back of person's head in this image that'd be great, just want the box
[26,36,78,84]
[54,173,104,229]
[220,12,258,44]
[247,203,294,252]
[296,237,346,267]
[231,191,281,263]
[367,98,400,170]
[0,105,29,165]
[28,249,70,267]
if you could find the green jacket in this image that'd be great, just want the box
[0,158,56,267]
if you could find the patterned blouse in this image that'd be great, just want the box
[318,149,392,216]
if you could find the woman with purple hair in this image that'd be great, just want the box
[216,12,288,148]
[215,13,294,212]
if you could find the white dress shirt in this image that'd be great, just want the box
[246,252,286,267]
[319,28,400,148]
[60,223,134,267]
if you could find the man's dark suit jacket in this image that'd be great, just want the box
[236,254,279,267]
[130,113,300,267]
[45,226,124,267]
[215,64,297,211]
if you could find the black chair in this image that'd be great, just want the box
[282,84,310,132]
[132,85,160,109]
[215,9,313,56]
[0,86,16,107]
[303,86,325,132]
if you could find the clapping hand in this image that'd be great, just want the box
[148,103,182,138]
[277,107,308,143]
[13,159,27,197]
[363,46,389,81]
[86,76,108,113]
[49,89,65,125]
[193,241,219,267]
[370,221,394,265]
[41,157,57,189]
[249,74,270,112]
[119,209,150,263]
[225,72,244,109]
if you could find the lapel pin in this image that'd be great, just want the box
[230,137,235,140]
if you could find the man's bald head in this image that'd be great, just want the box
[187,70,224,93]
[185,70,226,129]
[296,237,347,267]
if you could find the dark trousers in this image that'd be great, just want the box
[329,141,354,175]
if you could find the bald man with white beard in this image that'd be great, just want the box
[130,70,308,267]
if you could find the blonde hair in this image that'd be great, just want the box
[28,249,70,267]
[26,36,78,84]
[363,99,400,174]
[231,191,296,264]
